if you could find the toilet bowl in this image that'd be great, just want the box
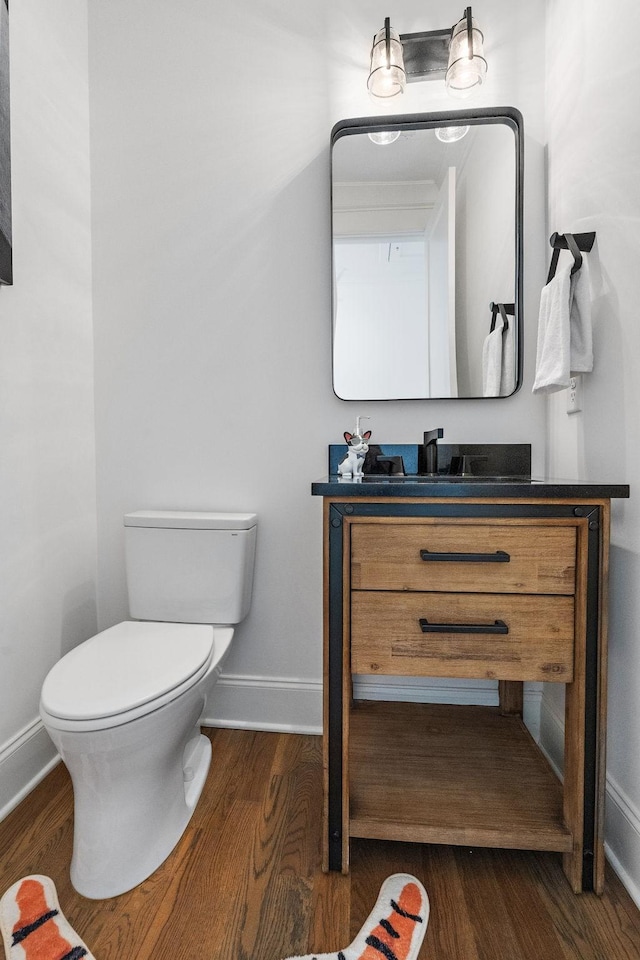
[40,510,257,899]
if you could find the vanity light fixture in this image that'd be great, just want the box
[367,7,487,104]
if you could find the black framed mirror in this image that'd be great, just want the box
[331,107,523,400]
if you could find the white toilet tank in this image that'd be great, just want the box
[124,510,257,624]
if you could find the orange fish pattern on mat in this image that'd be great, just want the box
[355,882,424,960]
[309,881,425,960]
[10,879,86,960]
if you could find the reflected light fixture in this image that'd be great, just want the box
[367,7,487,104]
[435,125,470,143]
[368,130,401,145]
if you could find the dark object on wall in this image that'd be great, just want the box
[489,301,515,332]
[546,231,596,284]
[0,0,11,285]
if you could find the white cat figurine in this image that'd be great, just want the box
[338,430,371,478]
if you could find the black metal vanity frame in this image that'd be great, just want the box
[324,497,603,890]
[330,105,525,400]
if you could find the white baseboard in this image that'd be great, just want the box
[203,673,323,734]
[539,695,640,909]
[353,675,500,705]
[538,693,565,777]
[605,777,640,909]
[0,719,60,824]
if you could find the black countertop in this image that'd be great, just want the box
[311,476,630,499]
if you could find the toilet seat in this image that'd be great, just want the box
[41,621,215,727]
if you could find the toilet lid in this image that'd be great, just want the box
[41,621,214,721]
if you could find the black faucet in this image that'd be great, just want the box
[420,428,444,475]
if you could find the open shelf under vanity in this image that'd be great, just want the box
[349,699,571,852]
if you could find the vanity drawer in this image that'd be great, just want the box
[351,590,575,681]
[351,522,576,595]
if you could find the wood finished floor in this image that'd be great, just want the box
[1,728,640,960]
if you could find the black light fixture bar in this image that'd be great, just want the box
[384,16,391,70]
[398,28,451,82]
[399,5,475,83]
[465,6,473,58]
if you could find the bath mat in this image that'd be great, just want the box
[282,873,429,960]
[0,875,95,960]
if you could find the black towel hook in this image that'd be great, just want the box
[547,231,596,283]
[489,301,514,333]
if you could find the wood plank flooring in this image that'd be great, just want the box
[1,728,640,960]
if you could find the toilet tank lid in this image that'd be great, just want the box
[124,510,257,530]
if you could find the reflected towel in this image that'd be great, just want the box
[500,308,516,396]
[533,259,593,394]
[482,311,504,397]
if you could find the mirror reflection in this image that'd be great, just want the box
[331,111,522,400]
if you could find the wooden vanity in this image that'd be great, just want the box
[311,477,629,893]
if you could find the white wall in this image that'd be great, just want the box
[88,0,332,733]
[87,0,547,733]
[0,0,95,818]
[541,0,640,906]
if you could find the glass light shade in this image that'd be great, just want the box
[367,22,406,101]
[368,130,401,145]
[445,14,487,99]
[435,125,470,143]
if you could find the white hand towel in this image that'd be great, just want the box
[569,259,593,374]
[533,255,594,394]
[532,260,572,393]
[482,311,504,397]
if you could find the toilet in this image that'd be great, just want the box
[40,509,257,900]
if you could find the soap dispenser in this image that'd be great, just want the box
[337,417,371,479]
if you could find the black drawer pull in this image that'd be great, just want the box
[418,618,509,635]
[420,549,510,563]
